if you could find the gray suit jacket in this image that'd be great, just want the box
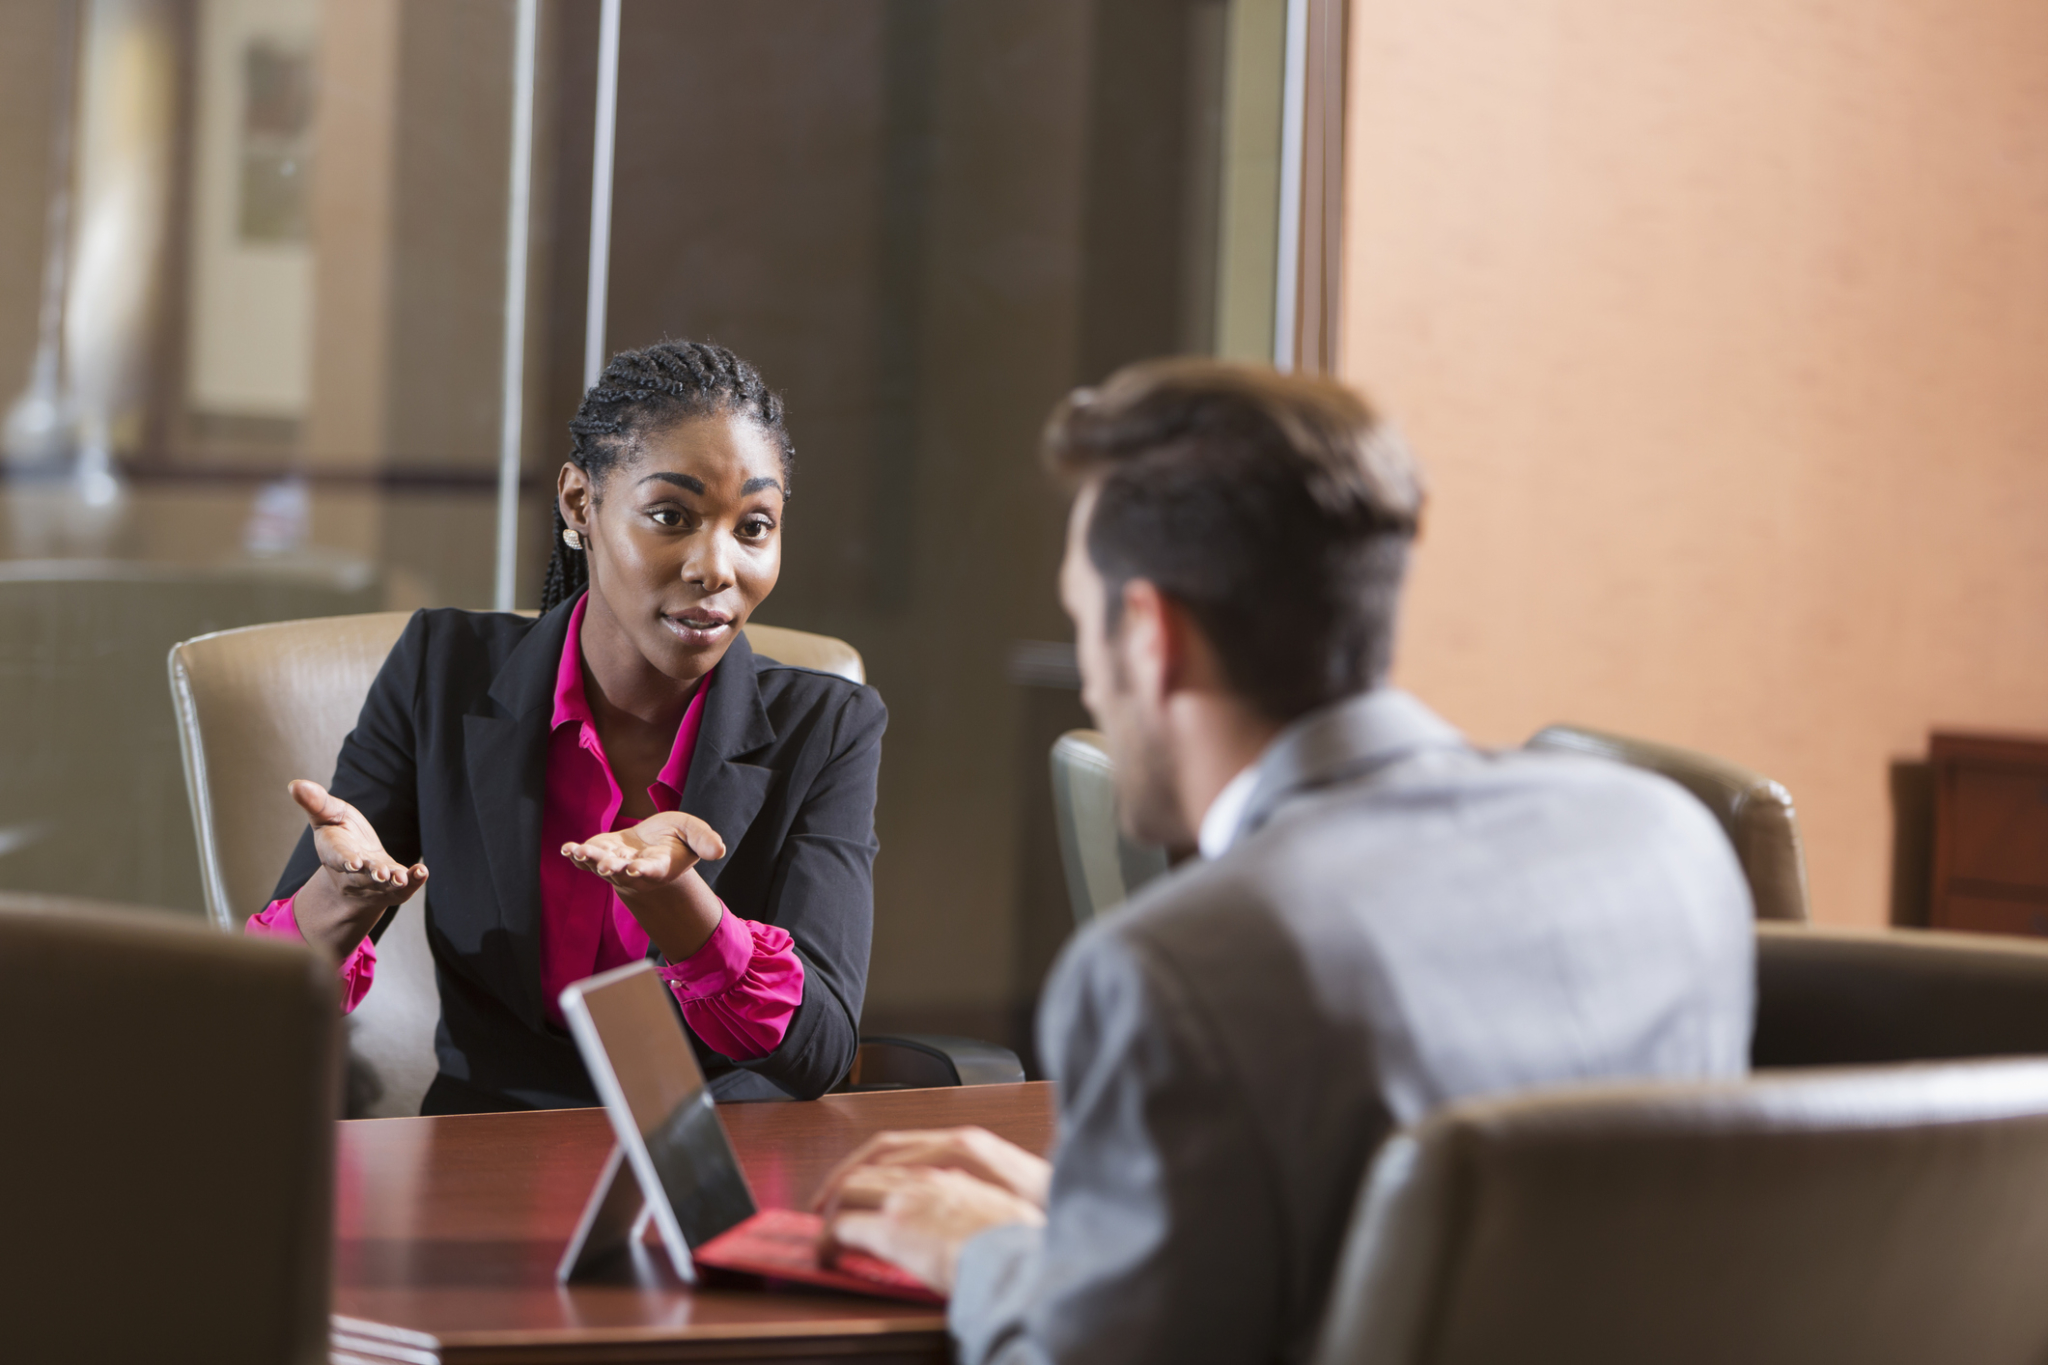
[952,689,1753,1365]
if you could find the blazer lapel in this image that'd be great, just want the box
[677,631,777,900]
[464,599,575,1029]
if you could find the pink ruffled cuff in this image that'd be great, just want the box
[246,896,378,1014]
[657,909,805,1061]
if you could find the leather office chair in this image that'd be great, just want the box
[1050,729,1170,925]
[1312,1057,2048,1365]
[170,610,1019,1114]
[0,559,379,912]
[0,892,336,1364]
[1526,724,1811,922]
[1754,920,2048,1068]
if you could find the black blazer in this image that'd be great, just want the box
[272,597,885,1107]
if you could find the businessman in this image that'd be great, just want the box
[818,360,1754,1364]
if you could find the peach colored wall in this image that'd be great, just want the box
[1343,0,2048,926]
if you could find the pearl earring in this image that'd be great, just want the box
[562,528,583,550]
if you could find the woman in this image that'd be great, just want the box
[247,341,883,1112]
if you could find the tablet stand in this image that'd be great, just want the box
[557,1142,693,1283]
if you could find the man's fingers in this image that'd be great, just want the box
[821,1165,923,1217]
[810,1128,1043,1210]
[821,1210,893,1263]
[812,1131,923,1210]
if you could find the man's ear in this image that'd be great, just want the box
[1132,584,1225,699]
[557,462,593,534]
[1117,579,1178,704]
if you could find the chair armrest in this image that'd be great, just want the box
[841,1034,1027,1091]
[1754,921,2048,1068]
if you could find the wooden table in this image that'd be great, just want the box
[332,1083,1056,1364]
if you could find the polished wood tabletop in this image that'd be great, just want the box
[332,1082,1056,1364]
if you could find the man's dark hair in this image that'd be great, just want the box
[1044,358,1424,723]
[541,339,793,613]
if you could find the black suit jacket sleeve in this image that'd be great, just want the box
[269,609,429,911]
[720,680,885,1100]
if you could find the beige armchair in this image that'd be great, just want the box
[169,610,1016,1113]
[1312,1057,2048,1365]
[1526,724,1811,922]
[0,892,336,1363]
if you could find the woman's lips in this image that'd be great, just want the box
[662,612,733,645]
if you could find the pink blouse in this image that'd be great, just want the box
[246,595,805,1060]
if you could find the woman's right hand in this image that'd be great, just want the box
[286,780,427,960]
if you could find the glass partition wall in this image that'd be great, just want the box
[0,0,1315,1061]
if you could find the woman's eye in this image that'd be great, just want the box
[650,508,683,527]
[739,517,775,540]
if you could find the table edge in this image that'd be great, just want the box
[334,1307,951,1349]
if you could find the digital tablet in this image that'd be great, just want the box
[557,959,757,1283]
[555,959,942,1303]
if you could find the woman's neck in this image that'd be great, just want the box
[577,594,705,733]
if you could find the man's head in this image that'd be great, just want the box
[1049,359,1424,846]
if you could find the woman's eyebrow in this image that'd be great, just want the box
[636,472,782,497]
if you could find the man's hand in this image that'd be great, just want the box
[820,1165,1045,1294]
[814,1126,1052,1211]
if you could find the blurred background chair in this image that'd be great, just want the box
[1050,728,1170,926]
[0,560,378,915]
[0,892,335,1364]
[1312,1057,2048,1365]
[1754,921,2048,1068]
[1526,724,1811,922]
[837,1034,1027,1090]
[171,610,1017,1115]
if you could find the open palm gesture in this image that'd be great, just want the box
[561,810,726,895]
[289,779,427,910]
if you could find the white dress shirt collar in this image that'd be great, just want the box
[1197,761,1262,860]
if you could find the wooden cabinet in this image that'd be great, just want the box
[1931,732,2048,939]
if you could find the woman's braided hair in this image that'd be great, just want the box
[540,339,793,613]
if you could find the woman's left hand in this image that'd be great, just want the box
[563,812,729,959]
[563,810,726,889]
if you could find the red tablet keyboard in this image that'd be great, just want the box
[692,1208,946,1305]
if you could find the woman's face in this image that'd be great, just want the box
[559,410,786,684]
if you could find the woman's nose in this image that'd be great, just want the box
[682,533,735,591]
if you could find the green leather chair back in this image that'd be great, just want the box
[1527,724,1810,922]
[1050,729,1171,926]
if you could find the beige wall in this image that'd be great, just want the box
[1342,0,2048,927]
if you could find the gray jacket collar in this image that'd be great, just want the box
[1228,688,1467,851]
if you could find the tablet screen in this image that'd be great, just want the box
[561,960,757,1250]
